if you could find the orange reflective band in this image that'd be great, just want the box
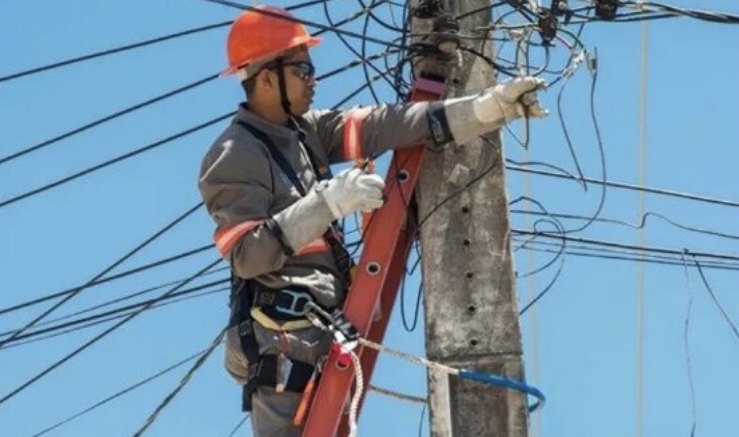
[343,108,371,161]
[295,238,330,256]
[214,219,265,256]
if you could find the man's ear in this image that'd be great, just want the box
[256,68,277,91]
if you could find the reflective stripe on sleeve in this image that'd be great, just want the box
[295,238,330,256]
[214,220,265,256]
[342,107,372,161]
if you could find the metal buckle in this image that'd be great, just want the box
[273,289,314,317]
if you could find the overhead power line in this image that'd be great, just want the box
[0,202,203,347]
[0,114,233,210]
[0,258,221,408]
[130,329,225,437]
[27,347,211,437]
[507,164,739,209]
[0,74,218,166]
[0,22,230,84]
[0,280,228,348]
[0,244,214,318]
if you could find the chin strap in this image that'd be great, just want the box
[275,58,293,117]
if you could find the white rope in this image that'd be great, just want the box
[358,338,458,376]
[368,384,427,405]
[348,351,364,437]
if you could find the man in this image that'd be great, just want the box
[198,5,547,437]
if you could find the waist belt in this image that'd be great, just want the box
[228,276,328,411]
[253,284,316,321]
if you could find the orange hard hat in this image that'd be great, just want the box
[222,5,322,76]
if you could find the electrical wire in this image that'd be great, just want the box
[689,252,739,344]
[680,252,698,437]
[196,0,410,50]
[224,415,249,437]
[506,164,739,210]
[131,328,226,437]
[0,281,227,349]
[0,22,230,84]
[0,258,222,408]
[0,115,233,209]
[0,74,218,166]
[26,347,212,437]
[0,244,214,318]
[0,202,204,347]
[2,286,225,351]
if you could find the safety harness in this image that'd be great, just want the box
[230,118,355,412]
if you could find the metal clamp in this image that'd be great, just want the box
[273,289,314,317]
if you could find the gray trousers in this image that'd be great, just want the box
[226,321,333,437]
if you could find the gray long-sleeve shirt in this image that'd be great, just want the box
[199,101,440,307]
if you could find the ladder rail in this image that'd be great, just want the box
[301,78,446,437]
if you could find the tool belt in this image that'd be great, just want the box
[228,276,330,412]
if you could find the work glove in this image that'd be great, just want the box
[430,75,548,147]
[473,76,548,124]
[317,167,385,220]
[270,167,384,257]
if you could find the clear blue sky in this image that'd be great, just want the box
[2,1,739,436]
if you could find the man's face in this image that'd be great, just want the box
[279,50,316,115]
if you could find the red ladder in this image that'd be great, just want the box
[301,77,446,437]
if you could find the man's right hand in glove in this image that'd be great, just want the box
[318,167,385,219]
[269,167,385,257]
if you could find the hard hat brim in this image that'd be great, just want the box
[220,35,322,77]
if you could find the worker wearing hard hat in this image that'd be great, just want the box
[198,5,547,437]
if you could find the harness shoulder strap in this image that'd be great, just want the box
[236,120,309,197]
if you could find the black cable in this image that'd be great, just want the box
[520,237,739,272]
[197,0,409,50]
[3,286,225,351]
[0,113,232,209]
[362,0,406,33]
[3,287,226,351]
[26,348,210,437]
[317,49,401,82]
[0,244,213,318]
[0,258,221,408]
[321,0,399,100]
[0,22,230,84]
[330,66,397,109]
[680,253,698,437]
[505,164,739,210]
[399,248,423,332]
[690,252,739,344]
[0,202,203,347]
[510,198,567,278]
[515,230,739,264]
[1,280,228,348]
[0,271,224,339]
[131,328,225,437]
[0,74,218,166]
[511,208,739,244]
[417,135,502,228]
[4,268,228,334]
[518,251,565,315]
[627,1,739,24]
[560,64,606,233]
[224,415,249,437]
[554,74,587,188]
[417,404,427,437]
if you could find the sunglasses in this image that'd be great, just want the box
[265,60,316,81]
[283,61,316,80]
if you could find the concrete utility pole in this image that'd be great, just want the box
[413,1,530,436]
